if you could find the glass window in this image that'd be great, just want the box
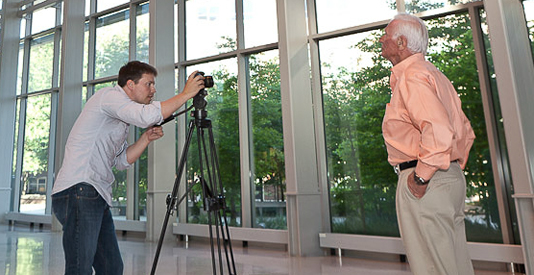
[315,0,396,34]
[405,0,480,12]
[12,101,21,202]
[19,94,51,214]
[97,0,129,13]
[112,167,127,217]
[135,127,148,221]
[95,9,129,79]
[321,12,503,242]
[185,59,241,227]
[17,43,24,95]
[243,0,277,48]
[83,22,89,82]
[425,13,502,243]
[523,0,534,57]
[320,31,396,236]
[20,15,26,39]
[186,0,236,59]
[136,2,149,63]
[249,50,286,229]
[479,9,517,244]
[31,6,56,35]
[28,33,55,92]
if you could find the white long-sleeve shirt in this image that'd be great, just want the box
[52,85,163,206]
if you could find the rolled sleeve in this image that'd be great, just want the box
[114,141,131,170]
[101,87,164,128]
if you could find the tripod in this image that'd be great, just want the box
[150,100,237,275]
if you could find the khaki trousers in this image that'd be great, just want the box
[396,162,475,275]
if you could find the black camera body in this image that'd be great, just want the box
[193,71,213,110]
[195,71,214,89]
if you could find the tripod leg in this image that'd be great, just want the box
[199,127,226,275]
[208,125,238,275]
[150,120,196,275]
[197,126,219,275]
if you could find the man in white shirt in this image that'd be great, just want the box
[52,61,205,274]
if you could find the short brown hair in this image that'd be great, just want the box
[117,61,158,87]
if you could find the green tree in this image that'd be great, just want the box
[324,6,503,242]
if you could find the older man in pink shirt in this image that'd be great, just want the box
[380,13,476,275]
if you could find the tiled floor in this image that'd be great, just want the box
[0,223,524,275]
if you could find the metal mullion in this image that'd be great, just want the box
[397,0,405,13]
[126,1,140,221]
[46,2,62,215]
[469,5,515,246]
[13,99,27,213]
[307,0,331,234]
[17,0,59,17]
[235,0,252,228]
[92,2,130,19]
[20,38,31,95]
[86,0,97,97]
[52,27,61,90]
[176,44,278,69]
[129,2,136,60]
[176,0,187,224]
[46,90,58,215]
[22,26,58,41]
[16,88,56,99]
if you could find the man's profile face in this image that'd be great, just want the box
[129,73,156,104]
[379,20,401,65]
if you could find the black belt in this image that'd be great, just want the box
[399,160,418,170]
[394,160,458,175]
[394,160,417,175]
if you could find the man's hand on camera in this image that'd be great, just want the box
[182,71,205,100]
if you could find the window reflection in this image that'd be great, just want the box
[243,0,277,48]
[136,2,149,63]
[185,60,241,227]
[20,94,51,215]
[31,6,57,35]
[97,0,129,13]
[320,11,504,242]
[186,0,236,59]
[523,0,534,57]
[405,0,480,12]
[315,0,396,34]
[426,13,502,243]
[249,50,285,229]
[95,9,129,79]
[28,34,54,92]
[320,32,396,236]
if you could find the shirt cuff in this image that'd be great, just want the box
[115,149,132,170]
[415,161,438,181]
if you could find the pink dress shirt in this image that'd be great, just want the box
[382,53,475,181]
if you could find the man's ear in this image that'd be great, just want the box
[397,36,408,51]
[126,79,134,90]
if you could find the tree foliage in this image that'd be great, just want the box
[18,1,526,240]
[323,8,503,242]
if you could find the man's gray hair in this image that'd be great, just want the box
[392,13,429,55]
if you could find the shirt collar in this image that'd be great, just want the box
[390,53,426,78]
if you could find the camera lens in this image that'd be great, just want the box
[204,76,214,88]
[195,71,214,88]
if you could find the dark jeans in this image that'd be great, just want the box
[52,183,124,275]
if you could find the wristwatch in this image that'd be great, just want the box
[413,173,429,185]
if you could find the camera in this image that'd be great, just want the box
[193,71,213,110]
[195,71,214,88]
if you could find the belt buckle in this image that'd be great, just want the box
[394,165,400,175]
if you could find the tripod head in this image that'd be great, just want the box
[192,89,208,123]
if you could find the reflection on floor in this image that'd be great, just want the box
[0,223,524,275]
